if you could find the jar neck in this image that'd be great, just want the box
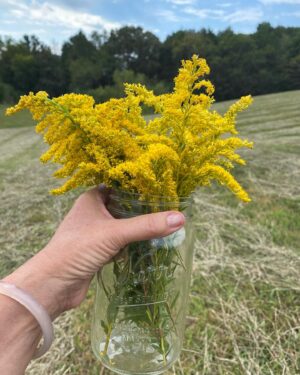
[107,189,192,218]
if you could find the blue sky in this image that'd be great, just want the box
[0,0,300,49]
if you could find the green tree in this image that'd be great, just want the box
[0,35,65,96]
[62,31,114,91]
[160,30,217,79]
[87,69,148,103]
[105,26,162,79]
[1,24,300,103]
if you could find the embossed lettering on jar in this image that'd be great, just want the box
[91,190,195,375]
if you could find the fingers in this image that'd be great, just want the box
[71,187,113,221]
[74,188,185,249]
[97,184,112,205]
[109,211,185,248]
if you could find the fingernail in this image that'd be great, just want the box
[167,213,184,228]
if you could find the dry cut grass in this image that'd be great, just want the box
[0,91,299,374]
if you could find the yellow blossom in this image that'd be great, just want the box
[6,55,253,201]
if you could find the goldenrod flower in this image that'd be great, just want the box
[6,55,253,201]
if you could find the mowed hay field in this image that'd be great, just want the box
[1,90,300,375]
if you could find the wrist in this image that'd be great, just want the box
[0,294,41,374]
[3,252,67,320]
[0,293,40,334]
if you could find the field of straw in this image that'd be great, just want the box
[0,90,299,374]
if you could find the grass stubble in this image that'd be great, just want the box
[0,90,299,374]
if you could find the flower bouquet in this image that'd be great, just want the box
[7,55,252,374]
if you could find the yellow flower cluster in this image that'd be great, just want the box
[6,55,253,201]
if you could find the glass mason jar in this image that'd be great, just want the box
[91,190,195,375]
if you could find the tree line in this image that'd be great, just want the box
[0,22,300,104]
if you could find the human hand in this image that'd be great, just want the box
[4,187,185,319]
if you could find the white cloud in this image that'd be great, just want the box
[184,7,225,18]
[166,0,196,5]
[51,0,93,8]
[224,8,264,23]
[5,0,120,33]
[156,9,186,22]
[184,6,263,24]
[259,0,300,4]
[0,29,24,37]
[219,2,233,7]
[284,10,300,15]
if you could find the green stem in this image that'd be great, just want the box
[102,324,112,357]
[101,236,184,361]
[160,333,167,365]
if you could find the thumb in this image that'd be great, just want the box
[110,211,185,247]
